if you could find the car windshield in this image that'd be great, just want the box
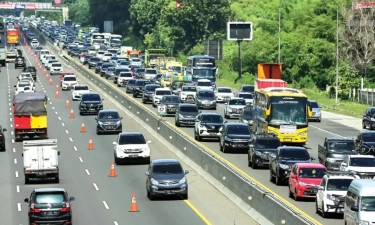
[227,125,251,135]
[102,64,111,68]
[64,77,76,81]
[152,163,183,174]
[136,68,145,73]
[127,80,136,85]
[119,134,146,145]
[363,133,375,142]
[229,99,246,105]
[242,110,253,120]
[180,105,198,113]
[198,91,214,98]
[99,111,120,119]
[156,90,171,95]
[104,53,112,56]
[309,101,319,108]
[136,81,150,86]
[298,168,326,178]
[34,192,66,204]
[108,67,115,71]
[182,86,196,92]
[111,57,118,61]
[255,139,280,149]
[96,63,103,67]
[241,86,254,92]
[74,86,88,91]
[52,63,62,67]
[163,96,180,103]
[20,74,31,77]
[361,197,375,212]
[327,141,355,152]
[239,93,253,99]
[120,73,132,77]
[163,75,171,81]
[90,58,100,62]
[145,86,159,91]
[132,58,141,62]
[197,81,211,86]
[82,94,101,101]
[120,61,130,65]
[18,82,30,87]
[326,179,353,191]
[146,69,157,74]
[169,66,181,73]
[349,157,375,167]
[201,115,223,123]
[279,149,310,160]
[218,88,232,93]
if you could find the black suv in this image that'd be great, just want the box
[175,104,199,127]
[100,63,112,77]
[142,84,161,104]
[23,66,37,81]
[24,188,75,224]
[194,112,224,141]
[88,57,100,69]
[239,106,254,127]
[362,107,375,130]
[95,109,122,135]
[355,131,375,155]
[269,146,314,185]
[94,62,104,74]
[0,126,7,151]
[82,55,92,65]
[248,135,281,169]
[219,122,252,153]
[79,92,104,115]
[70,48,80,57]
[15,56,26,69]
[196,90,216,110]
[133,79,151,98]
[125,79,137,93]
[159,95,180,115]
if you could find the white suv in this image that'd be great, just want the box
[340,155,375,178]
[113,132,151,165]
[196,79,213,90]
[179,85,197,103]
[152,88,172,107]
[50,62,63,75]
[315,171,355,218]
[102,53,113,62]
[61,75,78,90]
[117,72,133,87]
[214,87,234,103]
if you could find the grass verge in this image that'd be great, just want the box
[122,35,144,50]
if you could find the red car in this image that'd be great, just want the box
[288,163,327,201]
[59,72,76,85]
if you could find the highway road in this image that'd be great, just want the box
[3,30,257,225]
[42,38,366,224]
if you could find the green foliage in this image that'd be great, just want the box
[68,0,89,25]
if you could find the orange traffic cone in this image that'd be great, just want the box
[109,161,117,177]
[69,109,75,118]
[129,193,139,212]
[44,69,47,75]
[56,85,59,91]
[46,74,49,80]
[55,90,60,98]
[49,78,53,85]
[80,121,86,133]
[65,99,70,108]
[88,137,94,150]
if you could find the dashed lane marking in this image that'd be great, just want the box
[15,171,18,178]
[16,185,20,193]
[14,158,17,164]
[79,157,83,162]
[73,146,77,151]
[85,169,90,176]
[65,130,69,134]
[62,123,65,127]
[17,203,21,212]
[102,201,109,209]
[69,137,73,142]
[93,183,99,191]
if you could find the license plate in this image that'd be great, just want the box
[38,172,46,175]
[205,104,211,107]
[283,138,292,142]
[187,122,194,124]
[209,133,217,135]
[43,211,58,216]
[128,155,138,158]
[169,109,176,112]
[90,109,96,111]
[165,190,174,194]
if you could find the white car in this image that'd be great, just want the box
[18,72,32,81]
[96,51,105,59]
[152,88,172,107]
[101,53,113,62]
[340,155,375,178]
[46,59,58,70]
[130,58,142,67]
[19,77,36,90]
[30,40,39,48]
[196,79,214,90]
[117,72,133,87]
[315,172,355,218]
[214,87,234,103]
[223,97,247,119]
[42,54,55,65]
[61,75,78,90]
[194,112,223,141]
[179,85,197,103]
[113,132,151,165]
[39,49,50,61]
[50,62,63,75]
[71,84,91,101]
[237,92,254,105]
[15,80,34,95]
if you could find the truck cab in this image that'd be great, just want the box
[318,138,357,170]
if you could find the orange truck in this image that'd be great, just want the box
[255,63,286,89]
[127,50,141,59]
[7,29,19,45]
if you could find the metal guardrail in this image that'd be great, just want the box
[29,24,320,225]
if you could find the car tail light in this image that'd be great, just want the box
[60,201,71,212]
[30,203,41,213]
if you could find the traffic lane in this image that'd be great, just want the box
[310,119,360,138]
[37,46,258,224]
[0,64,16,224]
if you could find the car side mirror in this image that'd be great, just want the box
[58,151,60,155]
[102,99,104,101]
[69,196,75,201]
[95,118,97,121]
[145,171,149,176]
[184,170,189,175]
[351,206,359,211]
[147,140,151,144]
[14,85,16,87]
[195,119,199,122]
[3,128,7,132]
[120,117,123,120]
[318,186,324,191]
[225,103,227,105]
[112,142,117,145]
[24,198,29,203]
[341,162,347,167]
[310,156,316,160]
[249,144,254,148]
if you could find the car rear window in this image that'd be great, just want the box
[34,192,66,203]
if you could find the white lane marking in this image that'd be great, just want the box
[17,203,21,211]
[14,159,17,164]
[58,116,61,120]
[74,146,77,151]
[65,130,69,134]
[102,201,109,209]
[113,221,119,225]
[12,148,15,153]
[93,183,99,191]
[15,171,18,178]
[16,185,20,193]
[12,139,14,143]
[48,97,50,101]
[11,131,13,135]
[10,118,12,121]
[62,123,65,127]
[85,169,91,176]
[69,137,73,142]
[10,124,13,128]
[9,112,12,115]
[79,157,83,162]
[49,101,52,104]
[52,106,55,110]
[55,111,58,114]
[309,125,345,138]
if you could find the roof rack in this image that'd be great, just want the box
[326,171,356,178]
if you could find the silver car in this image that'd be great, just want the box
[308,100,321,122]
[224,97,247,119]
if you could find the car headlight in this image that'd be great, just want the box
[327,194,336,201]
[227,107,232,111]
[211,100,215,103]
[225,137,232,141]
[179,114,184,118]
[371,118,375,122]
[299,132,307,136]
[255,151,262,156]
[358,221,370,225]
[219,127,223,131]
[243,119,248,123]
[116,120,121,125]
[279,163,289,170]
[151,178,158,185]
[326,158,336,162]
[299,181,308,186]
[98,121,103,126]
[179,177,186,184]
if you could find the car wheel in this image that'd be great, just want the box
[251,158,257,169]
[321,201,327,218]
[142,98,146,104]
[289,186,293,198]
[182,193,188,200]
[196,132,201,142]
[294,189,299,201]
[117,84,121,87]
[275,172,282,186]
[315,200,319,214]
[96,128,100,135]
[222,145,227,153]
[114,154,120,165]
[147,190,150,198]
[133,93,137,98]
[363,122,366,129]
[269,169,275,183]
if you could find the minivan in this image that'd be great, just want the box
[308,100,321,122]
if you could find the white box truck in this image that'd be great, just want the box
[22,139,60,184]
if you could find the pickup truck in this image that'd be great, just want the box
[6,48,17,63]
[318,137,357,170]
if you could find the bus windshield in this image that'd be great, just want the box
[192,69,215,79]
[269,97,307,125]
[93,39,104,44]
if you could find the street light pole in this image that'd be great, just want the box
[278,0,281,63]
[335,4,339,104]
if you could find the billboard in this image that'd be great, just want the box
[353,2,375,10]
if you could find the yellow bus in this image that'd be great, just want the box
[253,87,312,145]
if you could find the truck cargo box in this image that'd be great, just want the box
[257,63,282,79]
[255,78,287,90]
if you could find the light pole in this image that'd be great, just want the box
[335,4,339,104]
[278,0,281,63]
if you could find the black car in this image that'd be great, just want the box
[142,84,161,104]
[239,106,254,127]
[23,66,37,81]
[195,90,216,110]
[239,85,255,94]
[66,44,77,55]
[159,95,180,115]
[15,56,26,69]
[355,131,375,155]
[88,57,100,69]
[70,48,80,57]
[363,107,375,130]
[104,67,115,79]
[248,135,281,169]
[125,79,137,93]
[95,109,122,135]
[95,62,104,74]
[113,68,130,84]
[151,74,162,84]
[175,103,199,127]
[219,122,252,153]
[269,146,314,185]
[35,46,43,54]
[133,79,151,98]
[82,55,92,65]
[134,68,145,78]
[0,126,7,151]
[194,112,224,141]
[24,188,75,224]
[79,48,88,54]
[17,49,23,57]
[79,92,104,115]
[100,63,112,77]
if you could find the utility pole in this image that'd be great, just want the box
[335,4,339,104]
[238,40,242,79]
[278,0,281,63]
